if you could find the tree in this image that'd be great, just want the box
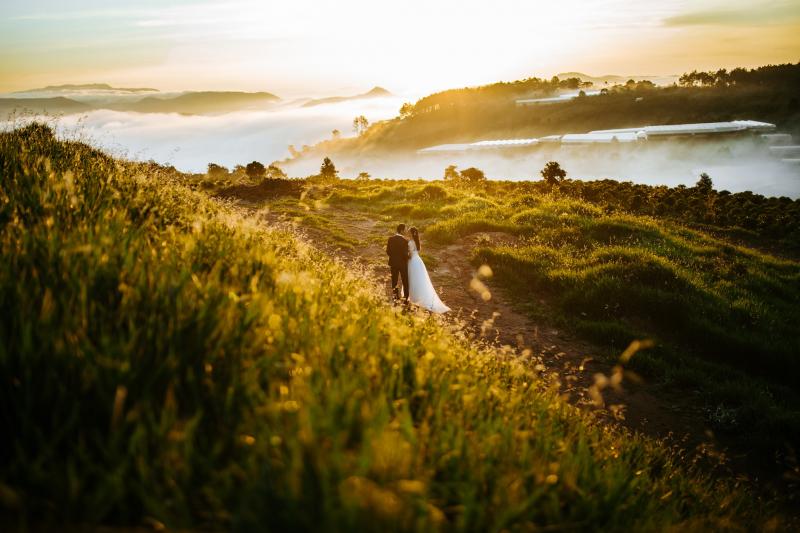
[560,77,581,90]
[207,163,229,179]
[267,164,287,180]
[331,129,341,140]
[245,161,266,180]
[352,115,369,136]
[399,103,414,119]
[540,161,567,186]
[356,171,371,181]
[696,172,713,193]
[443,164,460,181]
[320,157,338,180]
[679,70,696,87]
[459,167,486,183]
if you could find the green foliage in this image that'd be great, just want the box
[443,164,459,181]
[0,124,773,530]
[319,156,339,181]
[245,160,266,180]
[695,173,713,193]
[399,102,414,119]
[556,179,800,250]
[541,161,567,186]
[458,167,486,184]
[678,63,800,88]
[277,177,800,452]
[442,165,487,185]
[267,163,288,180]
[353,115,369,136]
[413,184,451,201]
[207,162,229,179]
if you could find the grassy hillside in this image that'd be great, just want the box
[287,178,799,453]
[298,63,800,156]
[0,125,783,529]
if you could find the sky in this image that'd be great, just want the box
[1,0,799,97]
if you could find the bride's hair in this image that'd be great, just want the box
[410,226,421,252]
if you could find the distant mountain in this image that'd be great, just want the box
[115,91,281,114]
[0,90,282,116]
[556,72,678,86]
[0,97,91,115]
[13,83,158,94]
[302,86,392,107]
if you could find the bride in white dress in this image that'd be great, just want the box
[407,227,450,313]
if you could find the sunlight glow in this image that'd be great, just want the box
[1,0,799,95]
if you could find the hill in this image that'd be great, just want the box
[297,63,800,156]
[230,174,800,457]
[301,86,392,107]
[0,96,91,116]
[115,90,281,114]
[0,89,282,116]
[12,83,158,94]
[0,123,785,530]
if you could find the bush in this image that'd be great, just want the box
[245,160,266,180]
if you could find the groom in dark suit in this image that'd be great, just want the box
[386,223,410,302]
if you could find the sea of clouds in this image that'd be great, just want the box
[5,96,405,172]
[3,97,798,198]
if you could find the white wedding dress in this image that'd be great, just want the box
[407,239,450,313]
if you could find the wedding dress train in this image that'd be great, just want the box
[407,240,450,313]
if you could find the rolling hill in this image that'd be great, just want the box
[114,91,281,114]
[0,90,282,116]
[296,63,800,156]
[12,83,159,95]
[0,96,91,116]
[301,86,392,107]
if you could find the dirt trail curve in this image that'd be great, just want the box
[215,185,800,515]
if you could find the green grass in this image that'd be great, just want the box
[0,124,780,530]
[264,178,800,452]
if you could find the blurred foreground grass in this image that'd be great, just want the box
[0,125,779,530]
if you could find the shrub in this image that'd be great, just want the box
[245,160,266,180]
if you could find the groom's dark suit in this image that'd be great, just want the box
[386,233,410,300]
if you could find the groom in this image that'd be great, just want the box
[386,223,410,302]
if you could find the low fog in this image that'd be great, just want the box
[284,139,800,198]
[3,101,798,198]
[3,96,405,172]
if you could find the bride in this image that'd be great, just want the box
[407,227,450,313]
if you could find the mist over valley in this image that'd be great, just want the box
[3,73,799,198]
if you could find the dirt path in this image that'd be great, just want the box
[249,203,715,448]
[220,193,798,515]
[430,234,709,437]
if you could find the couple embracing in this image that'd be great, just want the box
[386,223,450,313]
